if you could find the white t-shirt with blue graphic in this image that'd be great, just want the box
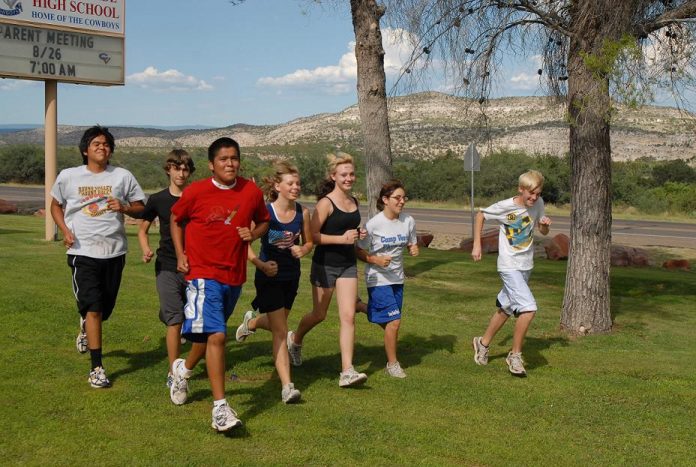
[358,211,417,287]
[481,197,545,272]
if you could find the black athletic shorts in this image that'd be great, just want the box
[67,254,126,321]
[251,277,300,313]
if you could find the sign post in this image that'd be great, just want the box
[463,143,480,239]
[0,0,125,240]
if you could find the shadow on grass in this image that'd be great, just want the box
[405,258,450,277]
[0,228,32,235]
[610,272,695,321]
[223,333,458,423]
[105,337,169,383]
[492,335,569,370]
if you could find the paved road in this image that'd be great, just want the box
[1,185,693,248]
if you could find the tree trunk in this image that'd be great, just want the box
[561,9,618,334]
[350,0,393,217]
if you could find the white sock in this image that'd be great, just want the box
[213,398,227,408]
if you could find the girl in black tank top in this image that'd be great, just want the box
[287,153,369,387]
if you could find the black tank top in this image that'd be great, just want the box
[312,197,360,268]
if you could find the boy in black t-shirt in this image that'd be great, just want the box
[138,149,195,389]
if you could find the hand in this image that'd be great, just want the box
[540,216,552,226]
[237,226,253,241]
[471,244,482,262]
[290,245,306,259]
[344,229,360,244]
[408,244,420,257]
[63,230,75,248]
[142,249,154,263]
[358,227,367,240]
[177,254,189,274]
[106,197,124,214]
[260,260,278,277]
[372,255,392,268]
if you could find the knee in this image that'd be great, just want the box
[207,332,226,346]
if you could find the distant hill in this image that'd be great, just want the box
[1,93,694,161]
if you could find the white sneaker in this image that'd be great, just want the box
[170,358,189,405]
[88,366,111,388]
[287,331,303,366]
[235,310,256,342]
[166,373,174,388]
[385,361,407,378]
[339,366,368,387]
[76,317,88,354]
[212,403,243,432]
[506,351,527,377]
[472,336,489,365]
[281,383,301,404]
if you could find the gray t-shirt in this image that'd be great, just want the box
[481,197,545,272]
[358,211,417,287]
[51,165,145,259]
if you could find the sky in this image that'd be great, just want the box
[0,0,669,128]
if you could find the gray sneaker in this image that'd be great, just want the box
[170,358,189,405]
[505,351,527,377]
[212,403,243,432]
[472,336,489,365]
[76,317,88,354]
[287,331,303,366]
[88,366,111,388]
[385,361,407,378]
[339,367,368,387]
[281,383,302,404]
[235,310,256,342]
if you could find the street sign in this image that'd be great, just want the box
[464,143,480,171]
[0,0,124,36]
[0,20,123,84]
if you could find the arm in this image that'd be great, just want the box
[50,198,75,248]
[138,219,154,263]
[170,212,188,274]
[471,211,486,262]
[356,246,392,268]
[290,206,314,259]
[106,198,145,218]
[247,243,278,277]
[236,221,270,242]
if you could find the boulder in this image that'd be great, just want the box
[662,259,690,271]
[611,245,650,267]
[416,231,434,248]
[0,199,18,214]
[544,233,569,260]
[459,228,498,253]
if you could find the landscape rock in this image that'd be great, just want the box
[544,233,569,260]
[611,245,650,267]
[0,199,18,214]
[662,259,690,271]
[416,231,434,248]
[458,229,498,253]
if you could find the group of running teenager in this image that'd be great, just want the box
[51,125,551,433]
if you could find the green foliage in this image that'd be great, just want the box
[0,144,45,183]
[1,216,695,465]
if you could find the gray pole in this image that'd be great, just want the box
[470,168,475,239]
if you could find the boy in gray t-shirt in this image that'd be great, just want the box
[470,170,551,377]
[51,126,145,388]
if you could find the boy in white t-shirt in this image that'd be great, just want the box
[471,170,551,377]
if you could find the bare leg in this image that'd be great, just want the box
[206,332,227,400]
[249,309,290,333]
[166,323,182,370]
[267,308,291,386]
[481,309,509,347]
[511,311,535,353]
[383,320,400,364]
[185,340,207,371]
[335,277,358,371]
[85,311,102,350]
[292,286,333,345]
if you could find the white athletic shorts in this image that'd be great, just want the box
[496,270,537,316]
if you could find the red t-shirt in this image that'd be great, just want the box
[171,177,270,286]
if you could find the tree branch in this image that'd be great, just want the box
[635,1,696,36]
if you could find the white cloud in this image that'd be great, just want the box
[257,27,415,95]
[126,66,213,91]
[0,79,39,92]
[509,72,539,90]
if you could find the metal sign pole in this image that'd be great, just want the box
[463,143,480,239]
[471,168,475,240]
[44,79,57,241]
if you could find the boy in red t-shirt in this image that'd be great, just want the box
[170,137,270,432]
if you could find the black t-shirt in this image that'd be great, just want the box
[142,188,181,273]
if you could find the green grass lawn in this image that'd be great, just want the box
[1,215,694,466]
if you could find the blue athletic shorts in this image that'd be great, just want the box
[367,284,404,324]
[182,279,241,342]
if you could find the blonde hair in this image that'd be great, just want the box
[518,170,544,191]
[262,159,299,202]
[318,152,355,199]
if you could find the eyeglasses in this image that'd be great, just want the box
[390,196,408,202]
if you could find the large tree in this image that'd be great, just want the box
[384,0,696,334]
